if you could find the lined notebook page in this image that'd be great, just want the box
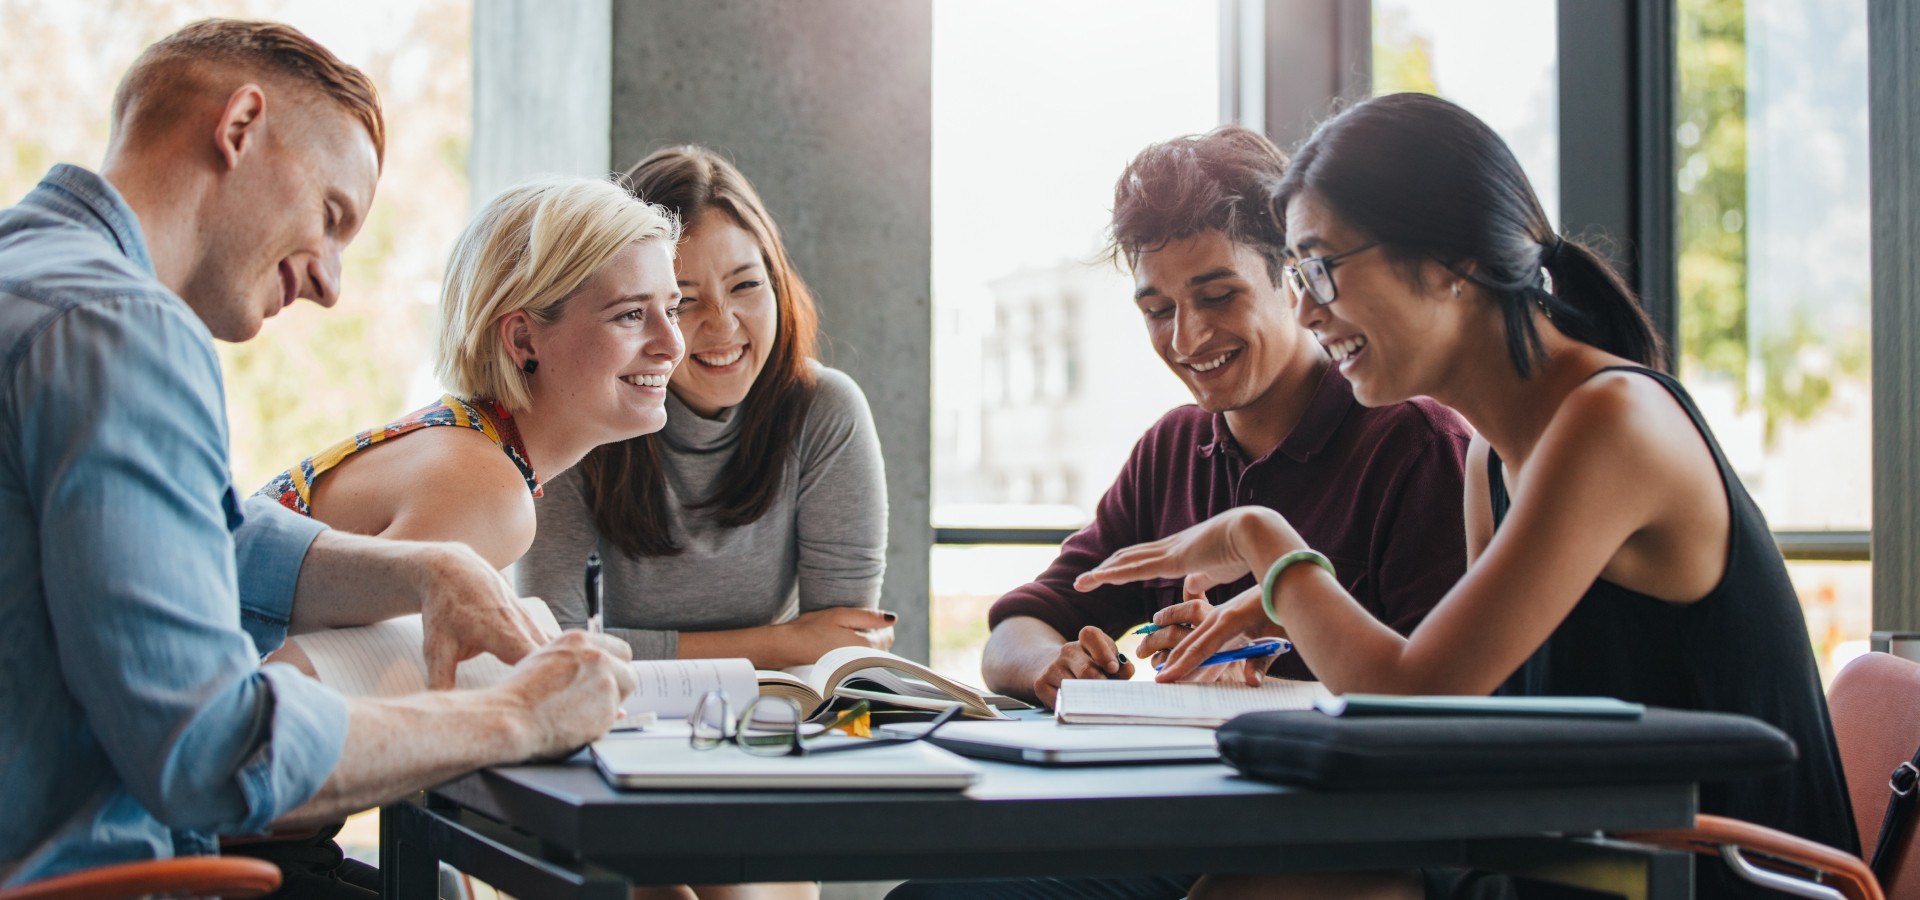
[1056,679,1326,727]
[290,599,756,717]
[290,613,497,694]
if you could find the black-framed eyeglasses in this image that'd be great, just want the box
[1283,241,1381,306]
[688,690,962,757]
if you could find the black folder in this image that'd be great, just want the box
[1217,706,1797,791]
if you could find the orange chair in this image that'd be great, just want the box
[0,857,281,900]
[1620,651,1920,900]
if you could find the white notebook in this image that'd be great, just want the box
[591,734,981,790]
[879,719,1220,765]
[1054,678,1332,727]
[288,601,758,719]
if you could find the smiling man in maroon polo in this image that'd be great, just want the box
[980,126,1473,708]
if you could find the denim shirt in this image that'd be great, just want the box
[0,165,349,886]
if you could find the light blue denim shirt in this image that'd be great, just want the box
[0,165,349,886]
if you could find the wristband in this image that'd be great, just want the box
[1259,549,1335,626]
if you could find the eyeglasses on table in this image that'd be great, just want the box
[688,690,963,757]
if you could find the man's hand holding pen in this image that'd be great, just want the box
[1033,625,1135,709]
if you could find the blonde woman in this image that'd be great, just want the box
[257,177,684,569]
[246,179,679,896]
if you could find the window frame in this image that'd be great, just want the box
[934,0,1881,580]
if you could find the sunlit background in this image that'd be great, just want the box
[0,0,1875,869]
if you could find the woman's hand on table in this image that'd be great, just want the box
[772,606,897,666]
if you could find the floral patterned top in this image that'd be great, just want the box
[256,394,541,516]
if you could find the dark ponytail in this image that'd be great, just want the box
[1273,92,1665,375]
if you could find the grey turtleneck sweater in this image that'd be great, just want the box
[517,365,888,659]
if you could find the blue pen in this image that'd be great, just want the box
[1132,622,1195,636]
[1155,637,1291,672]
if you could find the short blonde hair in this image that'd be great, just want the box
[434,177,679,411]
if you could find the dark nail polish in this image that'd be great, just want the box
[882,611,898,623]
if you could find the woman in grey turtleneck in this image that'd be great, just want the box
[517,146,892,674]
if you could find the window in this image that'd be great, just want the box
[1676,0,1872,675]
[1371,0,1559,223]
[929,1,1219,683]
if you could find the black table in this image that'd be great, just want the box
[380,752,1698,899]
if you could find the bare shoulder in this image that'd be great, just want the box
[1542,369,1704,463]
[314,425,537,567]
[1541,371,1724,524]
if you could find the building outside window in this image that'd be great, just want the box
[929,0,1218,684]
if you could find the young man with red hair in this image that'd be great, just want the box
[0,20,636,891]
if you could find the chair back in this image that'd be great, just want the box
[1830,651,1920,899]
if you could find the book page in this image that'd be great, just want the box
[623,658,757,719]
[290,599,560,697]
[290,600,755,717]
[807,647,988,704]
[1056,679,1325,726]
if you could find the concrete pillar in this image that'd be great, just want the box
[473,0,934,662]
[1871,0,1920,631]
[469,0,612,204]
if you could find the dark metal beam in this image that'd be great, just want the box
[1557,0,1677,369]
[1871,0,1920,631]
[1260,0,1371,150]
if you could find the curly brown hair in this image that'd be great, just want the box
[1105,124,1290,285]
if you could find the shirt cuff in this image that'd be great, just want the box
[231,662,349,834]
[234,496,329,655]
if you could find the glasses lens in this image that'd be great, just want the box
[738,698,801,757]
[1304,260,1337,305]
[1282,264,1306,299]
[690,691,731,750]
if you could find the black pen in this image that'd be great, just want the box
[584,551,603,634]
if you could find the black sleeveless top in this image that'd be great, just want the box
[1488,368,1858,877]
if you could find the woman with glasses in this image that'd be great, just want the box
[1079,92,1856,899]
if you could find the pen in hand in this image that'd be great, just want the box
[1131,622,1194,636]
[1154,637,1290,673]
[584,551,604,634]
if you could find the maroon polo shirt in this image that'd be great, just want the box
[989,366,1472,680]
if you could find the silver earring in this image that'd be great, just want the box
[1450,282,1462,297]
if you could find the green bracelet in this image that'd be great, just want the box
[1259,549,1335,626]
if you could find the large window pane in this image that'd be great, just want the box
[929,1,1219,680]
[1677,0,1871,675]
[1372,0,1558,223]
[0,0,466,495]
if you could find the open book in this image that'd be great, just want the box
[756,647,1027,720]
[1055,678,1333,727]
[286,601,759,721]
[286,607,1024,722]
